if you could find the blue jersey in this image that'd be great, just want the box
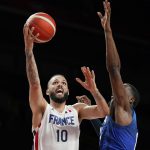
[99,110,138,150]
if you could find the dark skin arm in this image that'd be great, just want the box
[97,0,132,125]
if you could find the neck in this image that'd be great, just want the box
[50,100,66,113]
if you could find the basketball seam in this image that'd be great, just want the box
[26,14,56,43]
[31,23,53,43]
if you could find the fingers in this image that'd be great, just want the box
[91,70,95,81]
[75,77,85,88]
[80,66,95,86]
[86,67,92,78]
[107,1,111,13]
[23,24,31,38]
[103,0,107,11]
[76,96,80,101]
[35,32,39,39]
[23,23,29,36]
[97,0,111,18]
[76,95,91,105]
[81,66,87,80]
[29,27,39,38]
[76,96,85,102]
[76,66,95,90]
[97,12,103,19]
[23,24,39,41]
[81,66,93,80]
[104,0,111,13]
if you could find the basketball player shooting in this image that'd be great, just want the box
[23,23,109,150]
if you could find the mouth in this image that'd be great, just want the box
[56,89,64,95]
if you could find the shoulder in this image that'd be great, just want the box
[41,98,49,113]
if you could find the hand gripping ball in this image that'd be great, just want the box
[26,12,56,43]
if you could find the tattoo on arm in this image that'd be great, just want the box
[25,50,40,85]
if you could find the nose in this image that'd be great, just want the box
[57,84,63,88]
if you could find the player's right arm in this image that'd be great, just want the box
[97,0,132,125]
[98,0,129,109]
[23,24,47,128]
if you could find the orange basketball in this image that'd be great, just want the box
[26,12,56,43]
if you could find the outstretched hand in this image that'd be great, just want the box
[23,24,39,51]
[97,0,111,31]
[76,66,97,93]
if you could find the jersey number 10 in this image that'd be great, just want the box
[56,130,68,142]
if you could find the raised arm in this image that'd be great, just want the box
[23,24,47,127]
[75,66,109,120]
[97,0,131,112]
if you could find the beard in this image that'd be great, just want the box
[49,92,69,104]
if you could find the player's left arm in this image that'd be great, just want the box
[75,95,102,136]
[73,102,106,121]
[75,67,109,120]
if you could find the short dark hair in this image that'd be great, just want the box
[126,83,140,108]
[47,74,67,87]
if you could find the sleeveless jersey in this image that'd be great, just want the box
[99,110,138,150]
[33,104,80,150]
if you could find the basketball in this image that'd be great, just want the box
[26,12,56,43]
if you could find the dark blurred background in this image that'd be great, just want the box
[0,0,150,149]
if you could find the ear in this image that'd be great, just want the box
[129,97,135,104]
[46,89,49,95]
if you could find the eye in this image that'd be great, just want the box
[53,81,58,85]
[62,82,67,85]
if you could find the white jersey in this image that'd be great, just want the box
[33,104,80,150]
